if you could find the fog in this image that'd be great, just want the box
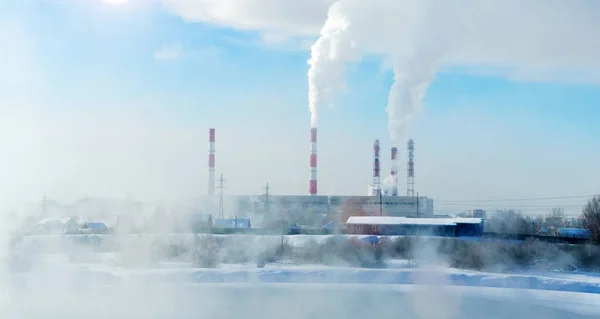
[2,227,600,318]
[2,1,600,318]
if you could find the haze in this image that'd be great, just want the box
[1,0,599,212]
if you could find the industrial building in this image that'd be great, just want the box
[345,216,484,236]
[205,128,435,224]
[232,195,434,218]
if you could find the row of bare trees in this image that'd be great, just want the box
[583,195,600,244]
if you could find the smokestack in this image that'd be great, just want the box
[373,139,381,196]
[208,128,215,195]
[407,139,415,197]
[391,147,398,196]
[309,127,317,196]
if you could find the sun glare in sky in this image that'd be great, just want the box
[102,0,130,5]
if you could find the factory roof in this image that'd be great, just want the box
[452,218,484,224]
[346,216,455,226]
[345,216,483,226]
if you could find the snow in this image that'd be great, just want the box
[345,216,482,226]
[346,216,456,226]
[9,253,600,294]
[3,252,600,318]
[3,273,600,318]
[64,262,600,295]
[5,235,600,318]
[452,218,485,224]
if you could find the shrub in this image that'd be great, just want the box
[254,237,294,267]
[390,237,412,259]
[192,235,222,268]
[219,237,252,264]
[444,239,486,270]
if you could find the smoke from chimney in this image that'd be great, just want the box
[308,0,597,145]
[208,128,215,195]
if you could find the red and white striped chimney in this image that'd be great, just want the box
[309,127,317,196]
[390,147,398,196]
[373,139,381,196]
[208,128,216,195]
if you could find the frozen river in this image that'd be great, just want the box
[3,282,600,319]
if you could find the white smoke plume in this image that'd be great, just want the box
[307,1,362,128]
[307,0,600,141]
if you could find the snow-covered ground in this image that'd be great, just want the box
[3,253,600,318]
[4,235,600,318]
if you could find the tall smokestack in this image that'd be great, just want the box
[407,139,415,197]
[309,127,318,196]
[208,128,216,195]
[373,139,381,196]
[390,147,398,196]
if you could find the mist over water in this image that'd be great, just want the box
[2,0,600,318]
[2,227,600,318]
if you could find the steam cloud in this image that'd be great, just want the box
[307,0,600,140]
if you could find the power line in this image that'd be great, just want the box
[437,203,586,208]
[263,182,270,216]
[436,194,599,203]
[437,207,583,212]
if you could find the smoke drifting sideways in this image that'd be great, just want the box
[307,0,600,139]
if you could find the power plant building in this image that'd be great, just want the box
[206,128,434,223]
[232,195,434,218]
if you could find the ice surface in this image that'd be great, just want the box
[4,236,600,318]
[2,281,599,319]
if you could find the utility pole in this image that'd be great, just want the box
[263,182,270,217]
[217,174,226,219]
[379,192,383,216]
[416,192,420,218]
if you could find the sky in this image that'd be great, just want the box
[0,0,599,215]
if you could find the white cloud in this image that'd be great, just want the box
[260,33,315,51]
[221,34,314,52]
[102,0,132,5]
[153,42,183,61]
[159,0,600,81]
[154,42,223,62]
[161,0,333,36]
[260,32,290,45]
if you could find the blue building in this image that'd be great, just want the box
[81,222,108,234]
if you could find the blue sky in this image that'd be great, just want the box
[1,0,599,215]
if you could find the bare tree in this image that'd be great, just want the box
[487,209,537,235]
[545,207,565,229]
[582,196,600,244]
